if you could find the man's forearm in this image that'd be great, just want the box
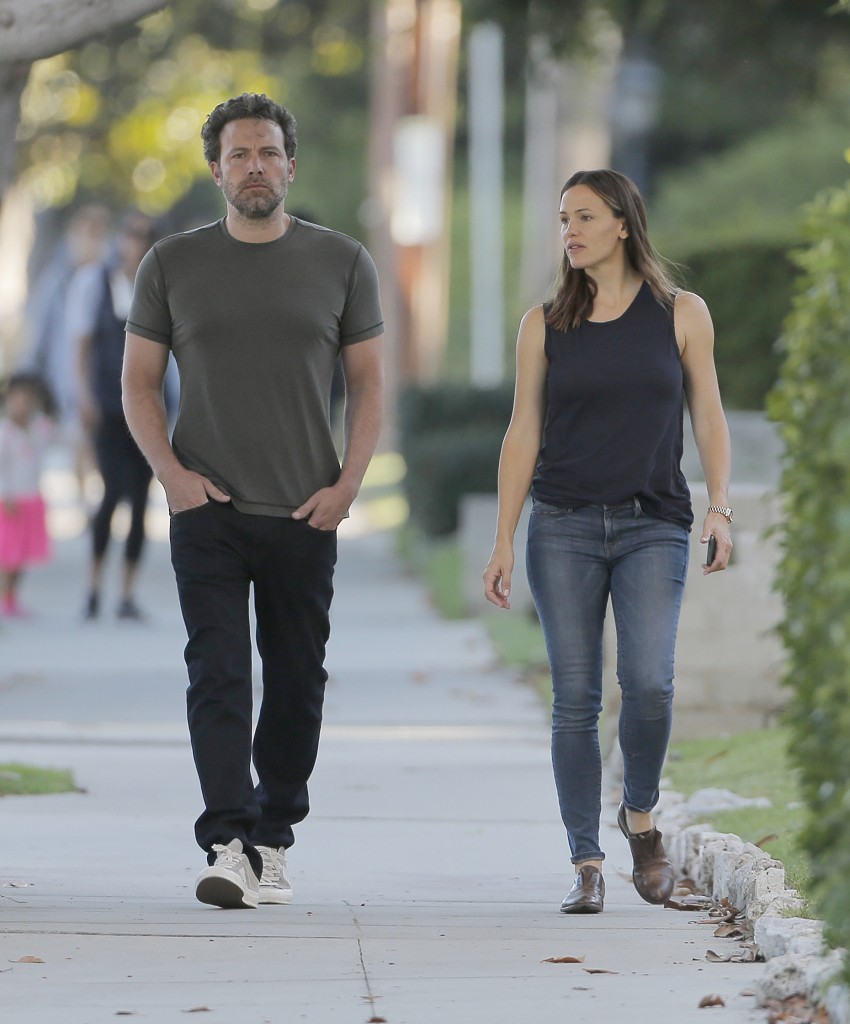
[338,379,383,497]
[122,384,181,483]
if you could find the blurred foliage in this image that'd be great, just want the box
[461,0,850,180]
[399,383,514,537]
[767,183,850,982]
[649,112,850,408]
[17,0,370,231]
[651,113,850,256]
[677,245,795,410]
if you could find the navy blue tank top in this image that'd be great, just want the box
[532,281,693,529]
[91,267,127,418]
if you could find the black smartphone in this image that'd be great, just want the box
[706,536,717,565]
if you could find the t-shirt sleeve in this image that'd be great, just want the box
[126,246,172,346]
[339,246,384,345]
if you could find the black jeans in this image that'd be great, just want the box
[169,501,337,878]
[92,414,152,564]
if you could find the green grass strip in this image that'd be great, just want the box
[0,762,77,797]
[665,726,811,899]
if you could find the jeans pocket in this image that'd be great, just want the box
[532,499,575,517]
[169,500,213,519]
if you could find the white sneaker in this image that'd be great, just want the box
[256,845,293,905]
[195,839,259,909]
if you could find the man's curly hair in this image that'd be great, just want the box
[201,93,297,164]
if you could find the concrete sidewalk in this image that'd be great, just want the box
[0,498,766,1023]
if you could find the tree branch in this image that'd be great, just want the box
[0,0,169,63]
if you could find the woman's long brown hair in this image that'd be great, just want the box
[545,169,680,331]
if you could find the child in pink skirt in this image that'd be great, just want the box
[0,373,53,616]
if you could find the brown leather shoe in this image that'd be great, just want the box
[560,865,605,914]
[617,802,675,905]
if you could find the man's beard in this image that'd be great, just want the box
[222,177,288,220]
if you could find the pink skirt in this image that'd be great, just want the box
[0,494,50,570]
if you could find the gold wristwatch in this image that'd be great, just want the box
[707,504,733,523]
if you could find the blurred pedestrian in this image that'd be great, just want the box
[483,169,733,914]
[19,204,111,498]
[70,212,158,621]
[122,93,384,908]
[0,373,54,617]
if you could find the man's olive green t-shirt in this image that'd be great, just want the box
[127,218,384,517]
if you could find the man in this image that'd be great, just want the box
[72,212,158,620]
[122,93,384,908]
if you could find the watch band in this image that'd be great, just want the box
[707,504,733,523]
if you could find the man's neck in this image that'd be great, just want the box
[224,207,291,243]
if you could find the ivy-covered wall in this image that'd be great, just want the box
[768,182,850,980]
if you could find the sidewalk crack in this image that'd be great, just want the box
[346,902,387,1023]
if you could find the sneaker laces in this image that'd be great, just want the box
[260,847,282,884]
[211,843,244,871]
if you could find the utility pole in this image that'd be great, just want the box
[468,21,505,387]
[365,0,462,444]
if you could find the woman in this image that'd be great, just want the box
[483,169,732,914]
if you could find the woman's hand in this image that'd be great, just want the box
[701,512,733,574]
[484,542,515,608]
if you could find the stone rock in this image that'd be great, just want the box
[805,949,844,997]
[658,789,849,1022]
[755,917,825,960]
[756,953,819,1003]
[680,787,772,816]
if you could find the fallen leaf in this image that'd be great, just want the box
[12,956,44,964]
[183,1009,212,1014]
[764,993,830,1024]
[367,1018,387,1023]
[542,955,586,964]
[699,995,726,1008]
[708,901,741,925]
[583,968,618,975]
[674,877,700,894]
[666,894,715,911]
[714,923,746,939]
[705,943,760,964]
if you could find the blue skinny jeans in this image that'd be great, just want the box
[526,498,689,864]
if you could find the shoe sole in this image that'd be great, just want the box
[196,873,258,909]
[560,903,603,914]
[258,888,294,905]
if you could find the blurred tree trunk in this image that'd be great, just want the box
[0,60,29,205]
[366,0,461,446]
[0,0,168,206]
[520,5,622,308]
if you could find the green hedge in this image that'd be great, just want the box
[399,384,513,537]
[681,244,796,409]
[767,182,850,982]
